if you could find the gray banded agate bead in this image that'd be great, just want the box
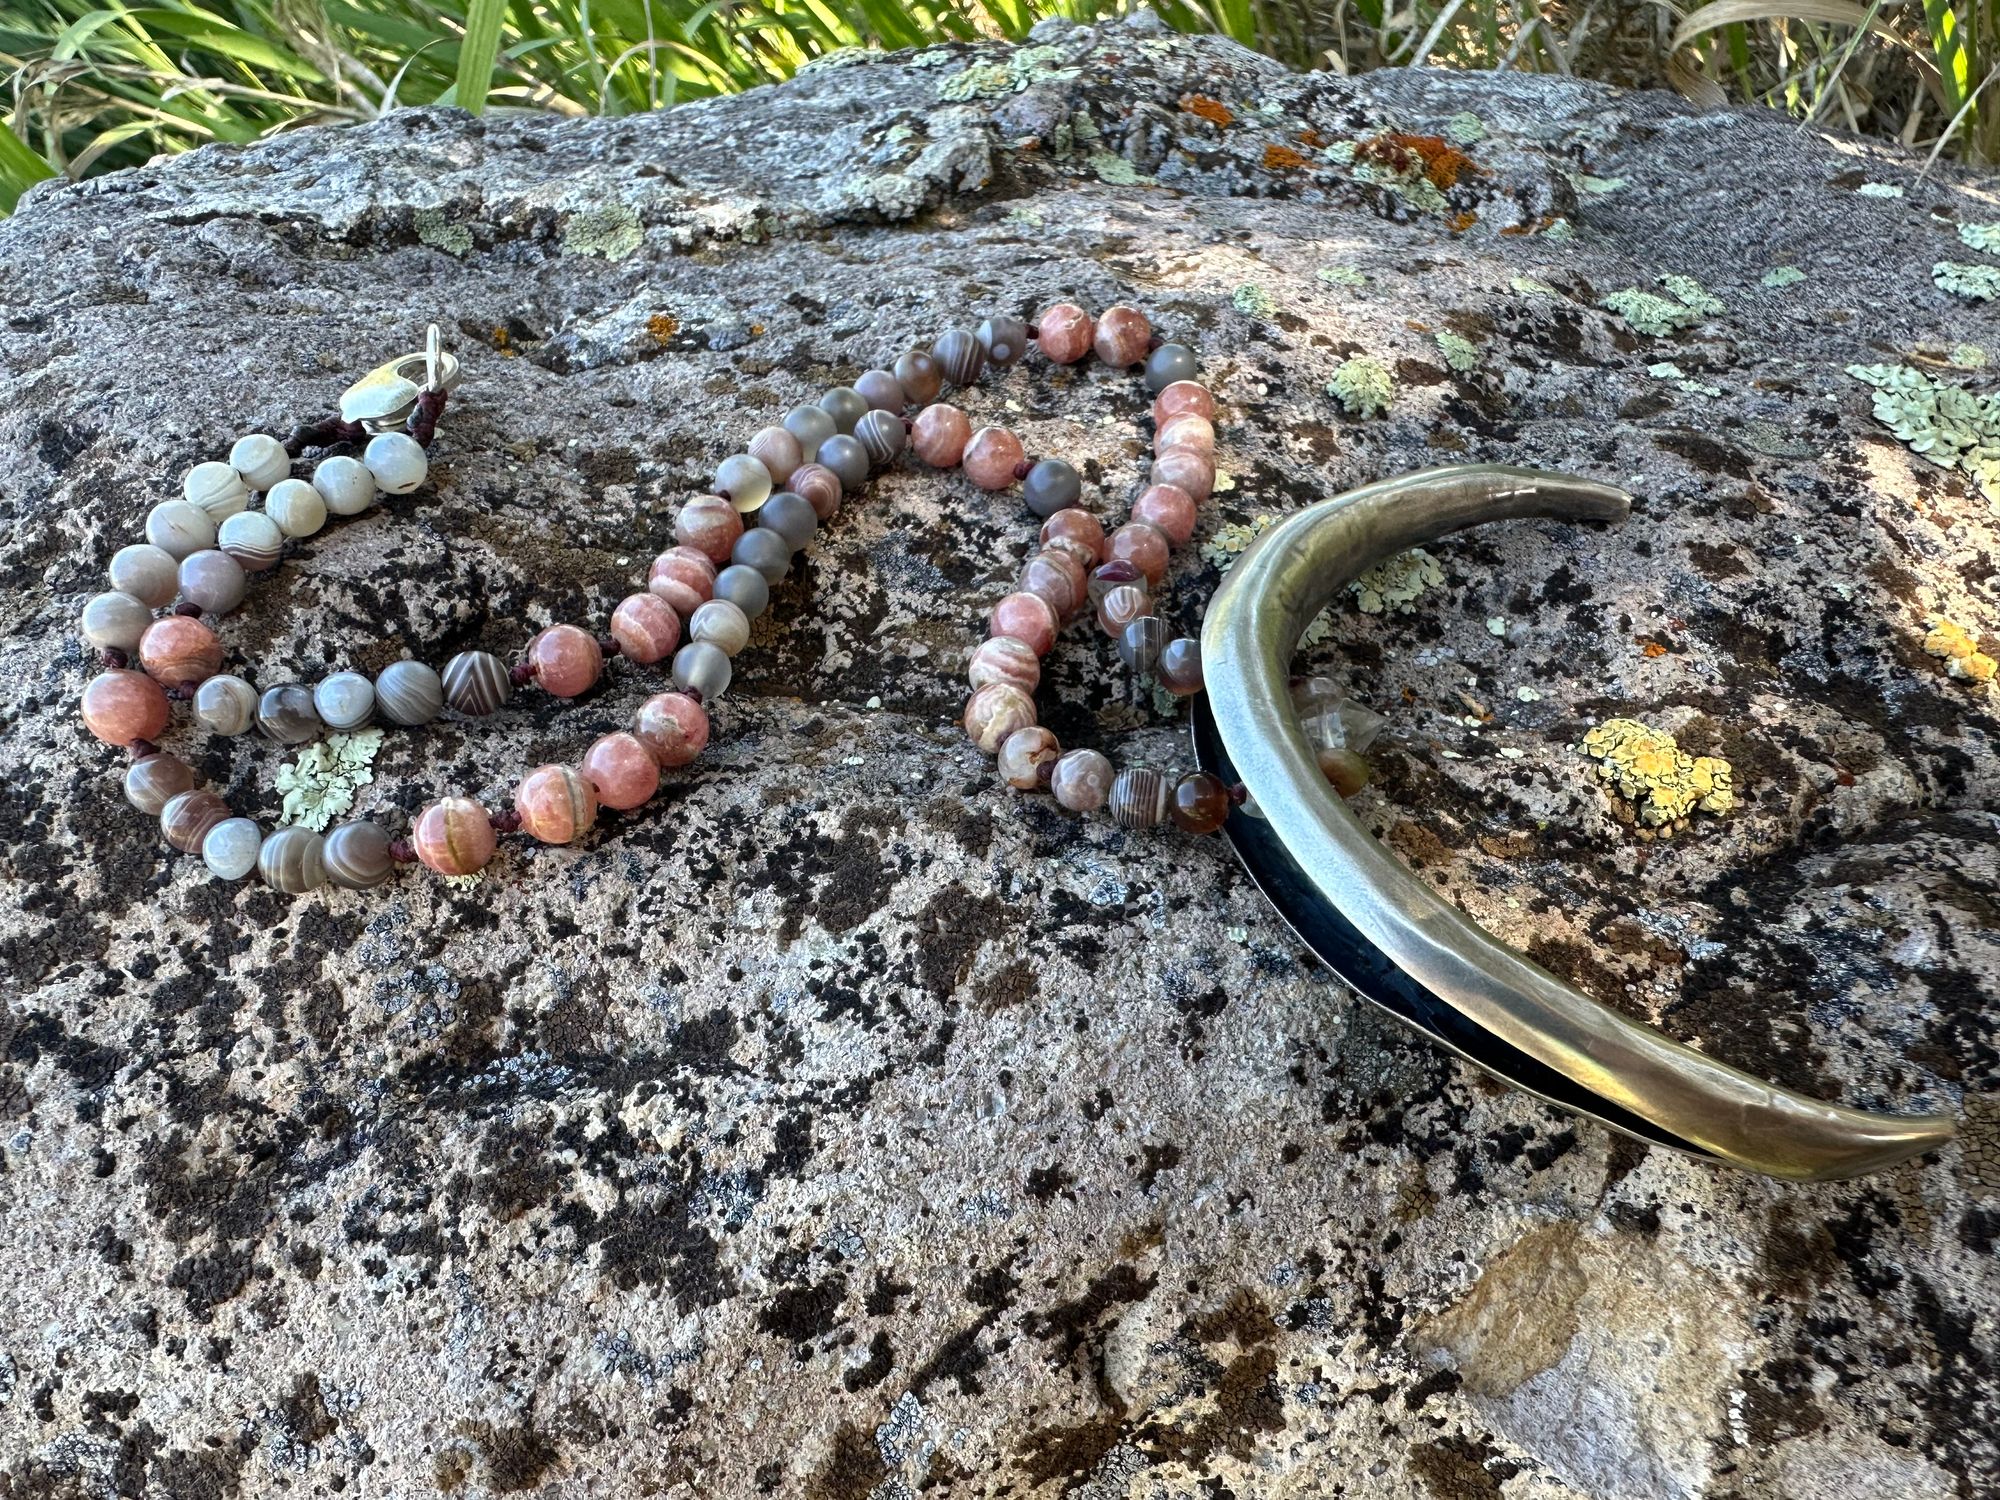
[145,501,216,561]
[855,409,907,466]
[783,404,837,461]
[1144,343,1199,394]
[325,820,395,889]
[125,753,196,815]
[81,592,152,653]
[854,369,905,412]
[258,826,328,894]
[257,683,320,744]
[819,386,869,435]
[442,650,511,716]
[178,549,247,615]
[195,673,258,736]
[1119,616,1166,675]
[375,660,443,726]
[1110,766,1171,829]
[689,598,751,656]
[161,789,231,853]
[893,351,943,407]
[1021,458,1081,519]
[931,329,985,386]
[977,316,1031,369]
[672,641,732,701]
[817,434,868,491]
[714,564,770,619]
[202,818,263,881]
[733,526,793,584]
[757,492,817,551]
[314,671,376,731]
[110,544,180,609]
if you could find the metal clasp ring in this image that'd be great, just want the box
[339,323,464,433]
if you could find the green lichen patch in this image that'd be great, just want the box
[1088,151,1149,185]
[1327,356,1393,417]
[1232,283,1277,318]
[1445,111,1486,145]
[1600,274,1723,337]
[1760,265,1806,290]
[1510,275,1560,299]
[414,207,473,257]
[276,730,386,832]
[1647,361,1721,397]
[1316,265,1369,289]
[936,44,1074,100]
[1434,331,1479,372]
[1935,261,2000,301]
[1952,344,1990,369]
[1958,222,2000,255]
[1580,718,1735,828]
[798,46,877,73]
[1847,362,2000,502]
[1322,139,1358,166]
[1573,173,1625,195]
[1350,548,1443,613]
[560,204,643,260]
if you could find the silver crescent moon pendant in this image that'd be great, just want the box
[1191,464,1956,1181]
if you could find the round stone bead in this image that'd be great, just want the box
[791,464,843,520]
[124,753,196,816]
[374,660,444,725]
[1040,509,1106,568]
[1144,343,1200,394]
[581,732,660,811]
[217,510,284,571]
[1320,747,1371,797]
[1018,552,1084,619]
[257,683,321,744]
[363,431,428,495]
[732,526,793,584]
[968,635,1041,694]
[183,461,249,523]
[1157,412,1215,456]
[748,426,803,488]
[610,592,681,664]
[1097,584,1153,639]
[855,369,905,412]
[931,329,986,387]
[690,598,751,656]
[313,455,377,516]
[977,316,1031,369]
[998,726,1060,790]
[1108,521,1171,588]
[1152,446,1214,503]
[1154,381,1215,425]
[264,478,327,539]
[1094,305,1152,368]
[145,500,216,561]
[758,491,818,551]
[314,671,375,731]
[911,404,971,468]
[784,403,837,461]
[963,427,1024,490]
[1169,772,1231,834]
[672,641,733,701]
[649,545,718,615]
[1110,766,1171,829]
[413,797,495,876]
[855,409,907,466]
[675,497,744,565]
[964,683,1035,754]
[1021,458,1081,519]
[714,563,770,619]
[443,650,513,716]
[990,591,1060,657]
[893,350,943,407]
[230,433,292,492]
[138,615,222,689]
[1158,637,1204,696]
[1051,749,1114,813]
[81,591,152,653]
[1119,616,1166,675]
[635,691,710,767]
[530,625,602,699]
[1132,483,1197,547]
[715,453,773,514]
[1088,559,1144,611]
[202,818,263,881]
[1035,303,1094,365]
[324,820,395,889]
[109,544,179,608]
[820,387,869,435]
[178,550,247,615]
[516,764,598,844]
[194,674,257,736]
[161,789,231,853]
[817,433,869,491]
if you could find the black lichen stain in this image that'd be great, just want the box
[1408,1435,1518,1499]
[805,1421,887,1500]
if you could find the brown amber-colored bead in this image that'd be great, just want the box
[791,463,844,520]
[1169,772,1230,834]
[160,789,230,853]
[581,732,660,811]
[413,797,496,875]
[516,764,599,842]
[1158,637,1204,696]
[82,669,170,745]
[529,624,603,699]
[1318,747,1371,797]
[634,691,710,768]
[125,753,196,815]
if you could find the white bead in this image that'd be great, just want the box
[80,591,152,652]
[313,671,375,731]
[713,453,772,514]
[265,477,327,538]
[363,432,427,495]
[182,461,248,522]
[313,455,376,516]
[217,509,285,571]
[145,500,216,560]
[689,598,751,656]
[201,817,263,881]
[109,543,179,608]
[228,433,291,492]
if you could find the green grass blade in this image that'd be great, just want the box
[455,0,507,112]
[0,123,60,213]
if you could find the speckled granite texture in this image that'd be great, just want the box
[2,16,1997,1498]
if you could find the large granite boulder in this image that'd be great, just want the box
[1,15,1995,1497]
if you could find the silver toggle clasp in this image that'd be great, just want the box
[339,323,463,432]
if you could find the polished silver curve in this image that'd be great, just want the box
[1199,464,1956,1181]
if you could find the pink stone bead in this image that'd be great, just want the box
[1108,522,1171,588]
[515,764,597,844]
[967,635,1040,694]
[964,683,1036,755]
[674,496,743,564]
[791,463,843,520]
[1097,584,1153,639]
[81,669,170,745]
[1051,748,1114,813]
[413,797,495,876]
[1156,412,1214,456]
[997,726,1060,790]
[1040,508,1105,568]
[963,427,1024,491]
[635,690,710,768]
[1153,381,1215,425]
[1131,484,1197,547]
[611,592,682,664]
[1152,445,1214,503]
[1036,303,1095,365]
[530,623,603,699]
[912,404,972,468]
[581,731,660,811]
[138,615,222,689]
[1018,551,1084,619]
[989,590,1060,657]
[747,426,803,488]
[648,547,716,618]
[1093,305,1152,368]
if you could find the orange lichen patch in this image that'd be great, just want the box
[1499,223,1532,236]
[1263,143,1310,171]
[491,326,516,357]
[1297,128,1326,149]
[1181,94,1234,127]
[1924,616,1998,683]
[1449,211,1479,234]
[1355,132,1481,189]
[1639,638,1671,658]
[647,314,680,345]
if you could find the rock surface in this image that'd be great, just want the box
[2,17,1998,1498]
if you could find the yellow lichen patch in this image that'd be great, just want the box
[1924,616,1998,683]
[1580,718,1735,829]
[647,314,680,345]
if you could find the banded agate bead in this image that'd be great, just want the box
[124,753,196,816]
[1153,380,1215,425]
[964,683,1035,754]
[81,592,152,653]
[161,789,231,853]
[1169,772,1230,834]
[1109,766,1170,829]
[413,797,496,875]
[997,726,1059,790]
[854,369,905,412]
[1035,303,1094,365]
[1093,305,1152,368]
[109,544,179,608]
[963,427,1024,491]
[179,549,247,615]
[1018,553,1084,619]
[672,641,732,701]
[1088,559,1143,612]
[375,660,443,726]
[218,510,284,571]
[1158,637,1204,696]
[675,497,744,565]
[313,455,376,517]
[748,426,803,488]
[203,818,263,881]
[139,615,222,689]
[1040,509,1105,568]
[968,636,1040,694]
[893,351,943,407]
[611,593,681,664]
[1152,446,1214,503]
[855,409,906,466]
[1132,484,1196,547]
[529,625,602,699]
[82,670,170,745]
[931,329,986,387]
[182,462,248,522]
[145,501,216,561]
[195,674,257,736]
[363,432,427,495]
[791,464,843,520]
[257,683,320,744]
[989,591,1059,657]
[1107,522,1170,588]
[1119,617,1165,674]
[1096,584,1153,639]
[265,480,327,539]
[442,650,512,716]
[516,764,598,844]
[314,671,375,731]
[1051,749,1113,813]
[258,826,328,893]
[635,691,709,768]
[649,546,717,617]
[228,433,291,492]
[325,820,395,889]
[581,732,660,811]
[978,316,1031,369]
[689,599,751,657]
[911,405,971,468]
